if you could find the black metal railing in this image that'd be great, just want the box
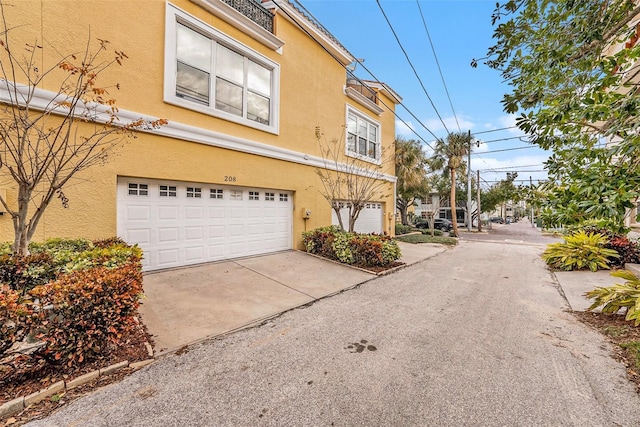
[221,0,274,33]
[346,72,377,104]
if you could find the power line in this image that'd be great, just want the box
[476,146,537,154]
[415,0,460,132]
[276,0,441,150]
[375,0,451,135]
[473,126,518,135]
[479,135,531,144]
[480,164,545,171]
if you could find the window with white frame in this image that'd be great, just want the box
[249,191,259,200]
[230,190,243,200]
[346,109,380,162]
[159,185,177,197]
[186,187,202,198]
[265,192,275,201]
[279,193,288,202]
[128,183,148,196]
[165,5,279,132]
[210,188,224,199]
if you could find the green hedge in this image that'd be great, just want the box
[302,226,401,267]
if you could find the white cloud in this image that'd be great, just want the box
[425,115,475,133]
[497,114,523,135]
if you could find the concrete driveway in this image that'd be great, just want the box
[139,242,448,354]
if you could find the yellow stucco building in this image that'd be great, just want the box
[0,0,399,271]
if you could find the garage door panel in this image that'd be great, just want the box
[127,228,151,244]
[158,206,179,220]
[185,206,204,219]
[185,246,205,262]
[158,227,179,243]
[185,226,204,241]
[127,205,151,221]
[158,249,179,266]
[118,178,292,271]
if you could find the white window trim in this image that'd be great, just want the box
[164,3,281,134]
[345,106,382,166]
[188,0,285,52]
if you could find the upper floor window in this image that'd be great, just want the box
[165,5,280,133]
[346,108,380,163]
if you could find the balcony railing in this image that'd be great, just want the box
[346,73,377,104]
[221,0,273,33]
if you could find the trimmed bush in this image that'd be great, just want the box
[395,224,413,235]
[29,263,143,366]
[605,236,640,267]
[0,237,144,369]
[0,285,33,353]
[302,227,401,267]
[0,253,58,293]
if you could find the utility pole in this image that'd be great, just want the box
[467,130,472,232]
[477,170,482,232]
[530,176,535,228]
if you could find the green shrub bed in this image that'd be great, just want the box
[1,238,143,377]
[302,226,401,268]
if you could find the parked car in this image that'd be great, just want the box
[416,218,453,232]
[490,217,505,224]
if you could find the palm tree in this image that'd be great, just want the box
[429,131,470,237]
[395,137,429,225]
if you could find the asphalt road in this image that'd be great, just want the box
[27,229,640,426]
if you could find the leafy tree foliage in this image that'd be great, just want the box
[395,137,430,225]
[429,132,470,236]
[476,0,640,226]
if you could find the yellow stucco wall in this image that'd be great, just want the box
[0,0,397,249]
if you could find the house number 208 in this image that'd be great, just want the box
[224,176,237,182]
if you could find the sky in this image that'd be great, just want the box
[299,0,550,188]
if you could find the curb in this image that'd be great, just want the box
[0,356,155,420]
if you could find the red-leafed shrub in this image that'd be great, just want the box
[28,263,143,366]
[0,252,57,293]
[0,285,34,353]
[605,236,640,267]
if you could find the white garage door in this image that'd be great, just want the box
[117,178,292,271]
[331,202,383,234]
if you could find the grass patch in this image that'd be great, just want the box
[620,341,640,370]
[395,234,457,245]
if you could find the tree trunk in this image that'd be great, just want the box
[450,168,459,237]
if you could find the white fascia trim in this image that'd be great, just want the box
[187,0,285,51]
[0,83,395,183]
[264,0,353,65]
[344,86,384,116]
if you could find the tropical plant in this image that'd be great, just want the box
[395,136,430,226]
[586,269,640,326]
[429,131,471,237]
[542,231,619,271]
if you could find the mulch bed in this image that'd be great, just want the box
[573,310,640,393]
[1,323,153,426]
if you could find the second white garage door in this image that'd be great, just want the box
[117,178,292,271]
[331,201,383,234]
